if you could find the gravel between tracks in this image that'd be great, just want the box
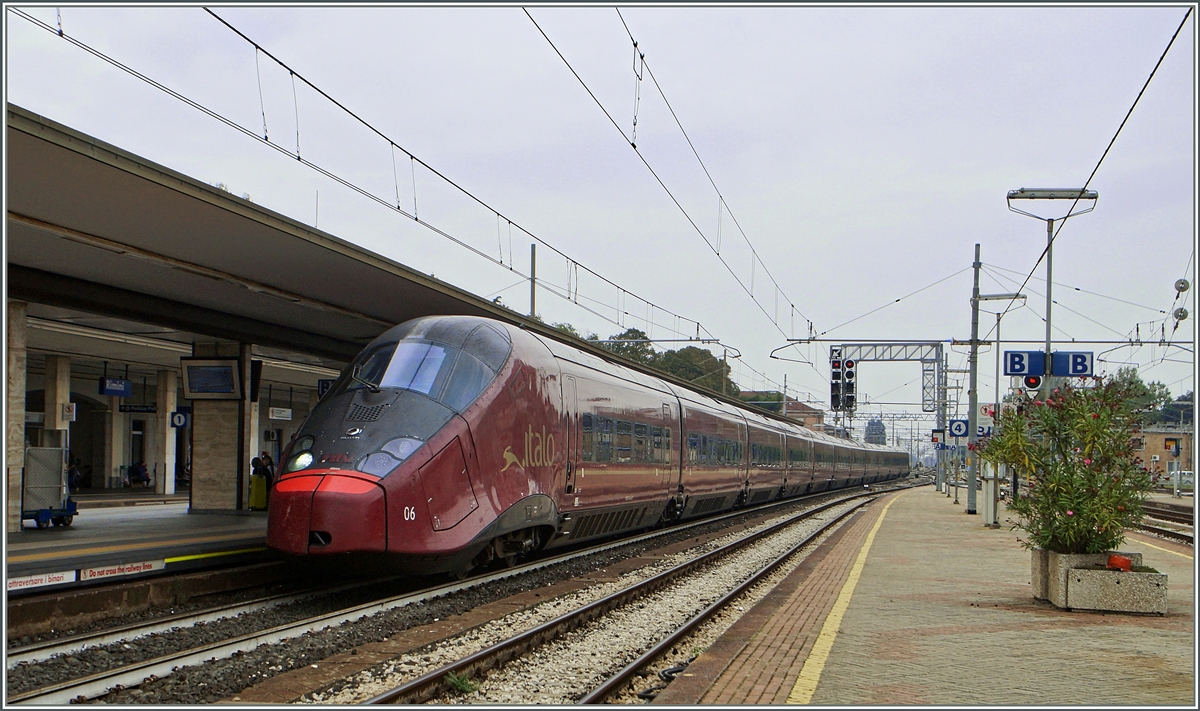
[300,500,863,704]
[8,493,858,704]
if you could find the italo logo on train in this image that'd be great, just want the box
[502,424,558,472]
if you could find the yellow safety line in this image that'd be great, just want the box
[787,492,904,705]
[164,547,268,564]
[6,534,261,562]
[1127,536,1193,560]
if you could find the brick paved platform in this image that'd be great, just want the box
[655,486,1195,706]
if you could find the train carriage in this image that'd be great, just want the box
[267,315,910,576]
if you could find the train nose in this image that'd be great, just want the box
[266,471,387,554]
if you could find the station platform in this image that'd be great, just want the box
[655,485,1195,706]
[6,500,270,596]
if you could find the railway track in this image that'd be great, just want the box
[6,483,915,705]
[1141,502,1194,526]
[347,493,881,704]
[1135,522,1193,545]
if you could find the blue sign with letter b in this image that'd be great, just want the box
[1004,351,1045,376]
[1051,351,1094,376]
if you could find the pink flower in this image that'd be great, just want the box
[1083,459,1092,465]
[1066,510,1074,516]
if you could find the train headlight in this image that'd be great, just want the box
[297,436,315,452]
[286,451,314,473]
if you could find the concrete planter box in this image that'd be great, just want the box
[1033,549,1161,613]
[1066,567,1167,614]
[1031,548,1049,600]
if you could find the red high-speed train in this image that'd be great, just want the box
[267,315,909,574]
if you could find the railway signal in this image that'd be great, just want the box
[842,359,856,411]
[830,348,844,410]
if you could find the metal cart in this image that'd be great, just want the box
[22,447,78,528]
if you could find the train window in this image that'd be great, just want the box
[663,427,671,465]
[596,417,613,462]
[687,432,699,465]
[441,352,495,411]
[634,423,651,463]
[380,342,451,395]
[581,413,594,462]
[615,420,633,463]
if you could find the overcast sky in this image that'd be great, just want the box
[5,4,1196,437]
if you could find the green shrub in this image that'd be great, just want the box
[445,671,477,695]
[978,378,1155,554]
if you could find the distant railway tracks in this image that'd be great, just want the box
[6,484,913,705]
[1134,501,1193,545]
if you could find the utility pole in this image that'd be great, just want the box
[529,243,537,318]
[966,243,981,515]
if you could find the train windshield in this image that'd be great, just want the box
[340,338,500,411]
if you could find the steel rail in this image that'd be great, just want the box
[7,483,908,704]
[364,493,879,705]
[1135,523,1193,545]
[1141,503,1193,526]
[579,497,874,703]
[6,581,377,669]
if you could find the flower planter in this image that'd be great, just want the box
[1066,567,1167,615]
[1033,549,1163,613]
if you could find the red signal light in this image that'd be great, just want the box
[1022,375,1043,390]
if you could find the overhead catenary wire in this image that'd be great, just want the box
[993,7,1193,328]
[616,8,813,329]
[7,6,719,349]
[983,262,1170,314]
[195,7,715,344]
[524,8,805,350]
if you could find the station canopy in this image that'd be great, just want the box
[6,103,514,378]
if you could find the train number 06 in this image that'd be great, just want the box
[403,506,416,521]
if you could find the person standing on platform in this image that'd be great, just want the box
[261,453,276,485]
[67,458,81,493]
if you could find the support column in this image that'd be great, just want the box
[156,370,177,495]
[188,343,254,511]
[103,396,128,488]
[7,300,28,533]
[43,355,72,447]
[240,343,254,510]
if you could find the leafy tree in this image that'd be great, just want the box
[599,328,657,366]
[740,390,784,412]
[551,322,583,339]
[656,346,739,396]
[1109,366,1172,419]
[1150,391,1193,426]
[979,377,1155,554]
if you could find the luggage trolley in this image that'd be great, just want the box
[22,447,78,529]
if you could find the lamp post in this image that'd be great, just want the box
[1006,188,1098,375]
[977,292,1026,525]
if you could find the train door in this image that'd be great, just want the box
[661,401,681,496]
[563,376,578,494]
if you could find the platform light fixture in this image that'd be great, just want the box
[1007,188,1098,369]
